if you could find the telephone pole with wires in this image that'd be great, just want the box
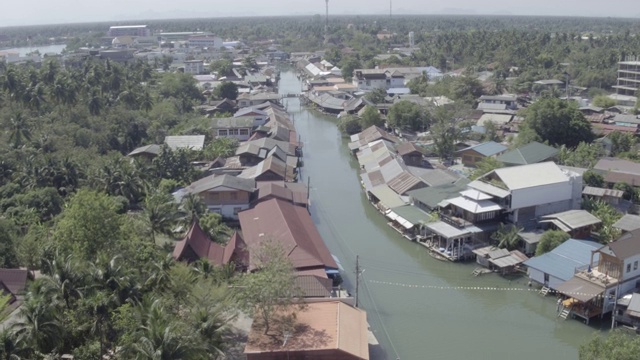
[355,255,364,307]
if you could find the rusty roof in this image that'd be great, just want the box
[294,275,332,298]
[387,171,426,195]
[239,199,338,271]
[0,269,28,295]
[396,142,424,156]
[244,301,369,360]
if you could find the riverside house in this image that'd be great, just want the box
[422,162,583,261]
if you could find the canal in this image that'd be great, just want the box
[277,70,603,360]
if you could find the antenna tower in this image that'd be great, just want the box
[325,0,329,35]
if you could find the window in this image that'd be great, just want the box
[229,129,239,135]
[233,207,242,215]
[218,129,228,136]
[635,261,638,270]
[239,129,249,135]
[627,263,632,273]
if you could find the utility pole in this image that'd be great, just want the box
[390,0,392,19]
[355,255,362,308]
[306,176,311,213]
[325,0,329,35]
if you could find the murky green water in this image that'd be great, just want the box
[278,70,605,360]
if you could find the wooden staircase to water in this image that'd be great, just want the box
[559,308,571,320]
[539,286,551,296]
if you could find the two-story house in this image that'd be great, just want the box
[422,162,583,261]
[184,174,256,220]
[467,162,583,226]
[477,95,518,111]
[352,69,405,91]
[556,229,640,324]
[211,116,254,141]
[234,107,269,127]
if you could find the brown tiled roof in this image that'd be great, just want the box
[244,301,369,360]
[238,199,338,271]
[173,223,247,266]
[0,269,28,295]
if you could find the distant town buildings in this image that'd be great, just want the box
[107,25,151,37]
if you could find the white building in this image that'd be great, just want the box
[183,60,205,75]
[352,69,405,91]
[467,162,583,226]
[108,25,151,37]
[188,35,223,49]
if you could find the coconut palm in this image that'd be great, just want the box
[41,254,85,309]
[491,223,523,250]
[143,191,179,244]
[8,112,31,149]
[10,298,62,356]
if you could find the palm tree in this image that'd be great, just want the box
[491,223,523,250]
[41,254,85,309]
[8,111,31,149]
[10,298,62,357]
[125,299,207,360]
[180,193,207,226]
[143,191,179,244]
[139,90,154,113]
[88,89,103,116]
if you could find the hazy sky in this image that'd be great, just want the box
[2,0,640,27]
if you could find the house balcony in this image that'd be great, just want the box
[574,264,620,287]
[440,212,473,229]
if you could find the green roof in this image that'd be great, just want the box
[390,205,435,225]
[496,142,559,166]
[406,178,470,210]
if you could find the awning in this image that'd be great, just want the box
[445,196,502,214]
[540,219,572,232]
[556,276,605,303]
[426,221,471,239]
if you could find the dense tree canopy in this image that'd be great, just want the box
[522,98,593,148]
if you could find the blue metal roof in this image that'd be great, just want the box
[524,239,601,282]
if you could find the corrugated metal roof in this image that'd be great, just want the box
[211,116,254,129]
[445,196,502,214]
[407,179,470,209]
[389,205,434,226]
[582,186,624,198]
[524,239,601,282]
[387,171,425,195]
[600,229,640,260]
[426,221,471,239]
[540,210,602,230]
[0,269,28,295]
[476,113,513,126]
[491,162,569,190]
[164,135,206,150]
[497,142,559,166]
[370,185,408,209]
[613,214,640,232]
[128,144,162,157]
[186,174,256,194]
[458,141,508,157]
[556,276,605,302]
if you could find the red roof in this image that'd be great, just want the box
[238,199,338,271]
[173,222,247,267]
